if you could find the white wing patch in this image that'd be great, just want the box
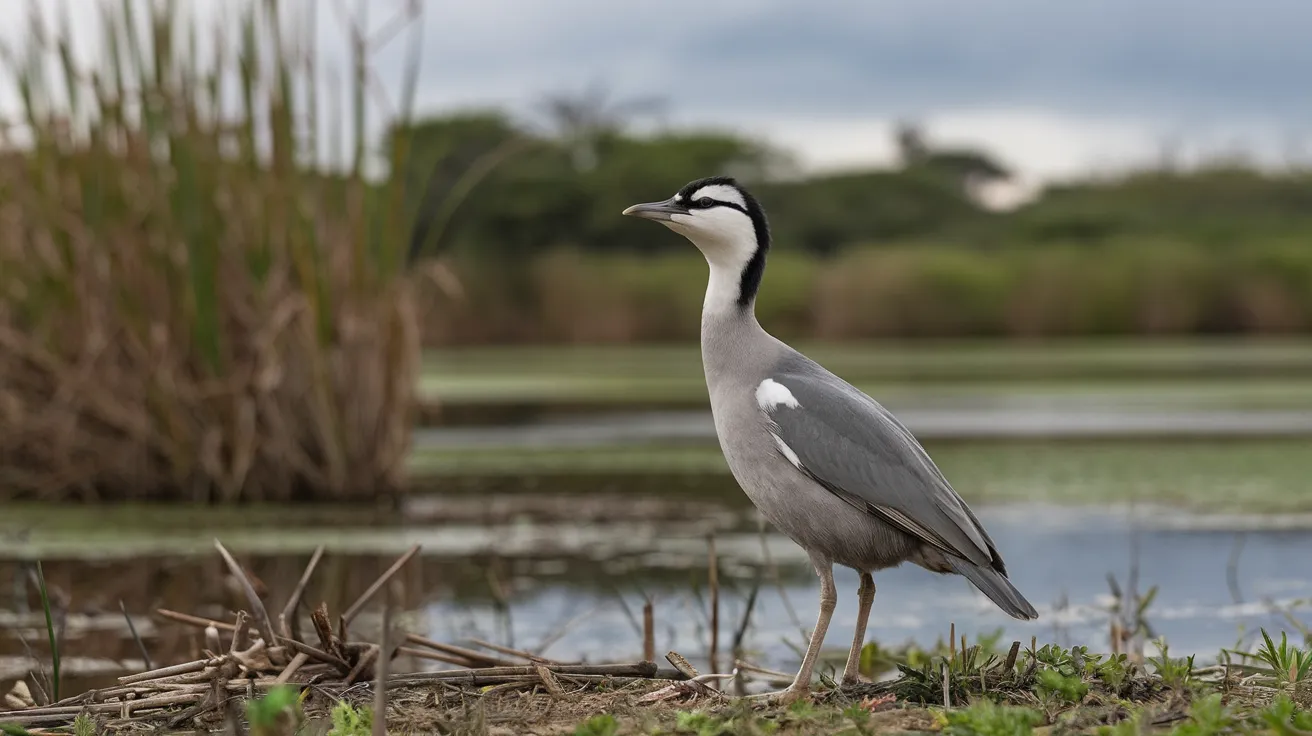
[772,434,803,469]
[689,183,747,209]
[755,378,800,411]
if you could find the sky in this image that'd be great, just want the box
[6,0,1312,188]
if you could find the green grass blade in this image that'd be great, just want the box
[34,561,60,703]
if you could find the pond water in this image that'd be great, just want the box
[424,503,1312,672]
[4,345,1312,695]
[3,478,1310,692]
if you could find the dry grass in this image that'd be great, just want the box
[0,1,424,501]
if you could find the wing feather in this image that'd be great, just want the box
[759,370,1001,571]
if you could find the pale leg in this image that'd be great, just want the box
[751,555,837,702]
[841,572,876,684]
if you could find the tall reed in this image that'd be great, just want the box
[0,1,424,502]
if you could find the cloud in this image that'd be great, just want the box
[407,0,1312,118]
[395,0,1312,177]
[7,0,1310,178]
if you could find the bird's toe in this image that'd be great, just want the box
[745,686,811,706]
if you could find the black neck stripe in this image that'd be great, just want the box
[675,175,771,311]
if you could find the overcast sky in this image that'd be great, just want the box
[402,0,1312,183]
[8,0,1312,184]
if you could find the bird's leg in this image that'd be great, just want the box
[750,557,837,703]
[841,572,876,685]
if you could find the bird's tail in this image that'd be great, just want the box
[948,558,1039,620]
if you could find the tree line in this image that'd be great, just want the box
[392,108,1312,262]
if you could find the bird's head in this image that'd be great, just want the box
[622,176,770,307]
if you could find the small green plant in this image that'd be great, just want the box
[72,714,95,736]
[1169,694,1234,736]
[942,700,1044,736]
[0,724,36,736]
[1033,644,1078,675]
[1093,653,1132,694]
[842,702,872,728]
[675,710,730,736]
[787,699,817,718]
[246,685,303,736]
[328,700,373,736]
[574,713,619,736]
[1254,629,1312,685]
[1148,639,1195,689]
[1257,694,1312,736]
[1034,669,1089,704]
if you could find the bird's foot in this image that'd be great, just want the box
[745,685,810,706]
[839,670,863,688]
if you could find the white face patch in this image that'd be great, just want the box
[688,183,747,209]
[756,378,800,411]
[772,434,803,469]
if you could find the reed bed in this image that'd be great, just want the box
[0,1,423,502]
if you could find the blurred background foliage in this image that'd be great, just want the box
[399,98,1312,345]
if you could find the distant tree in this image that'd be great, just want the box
[893,120,1011,200]
[895,121,931,167]
[537,82,666,172]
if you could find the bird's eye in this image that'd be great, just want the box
[697,197,714,208]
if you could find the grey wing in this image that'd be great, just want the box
[761,371,1003,572]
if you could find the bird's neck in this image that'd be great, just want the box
[700,250,767,382]
[697,232,763,320]
[702,257,754,319]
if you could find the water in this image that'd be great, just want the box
[420,504,1312,670]
[416,404,1312,449]
[5,348,1312,693]
[4,491,1309,690]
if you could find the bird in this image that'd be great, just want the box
[622,176,1037,701]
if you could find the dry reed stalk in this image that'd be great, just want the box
[642,598,655,664]
[274,652,310,685]
[395,646,481,668]
[281,545,326,638]
[214,542,277,654]
[0,0,424,502]
[341,544,422,629]
[373,583,397,736]
[464,638,563,665]
[385,662,660,684]
[156,609,236,632]
[403,634,519,668]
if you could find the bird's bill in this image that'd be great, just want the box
[621,198,688,222]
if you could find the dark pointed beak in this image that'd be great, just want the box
[622,198,688,222]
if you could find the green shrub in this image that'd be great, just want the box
[424,238,1312,345]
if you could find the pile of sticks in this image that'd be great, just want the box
[0,540,692,731]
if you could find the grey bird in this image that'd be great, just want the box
[622,176,1038,701]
